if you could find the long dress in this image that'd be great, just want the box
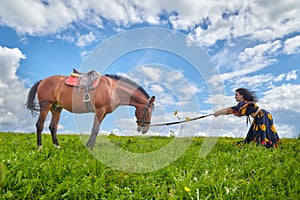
[231,101,280,148]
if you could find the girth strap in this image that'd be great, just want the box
[85,100,94,112]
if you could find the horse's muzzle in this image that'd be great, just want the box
[137,125,150,134]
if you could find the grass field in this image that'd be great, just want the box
[0,132,299,199]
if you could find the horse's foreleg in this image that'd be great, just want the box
[86,110,106,148]
[49,107,62,148]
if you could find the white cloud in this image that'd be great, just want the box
[0,0,78,35]
[227,70,298,91]
[276,123,298,138]
[0,0,298,46]
[231,74,273,90]
[186,1,300,46]
[0,46,26,81]
[0,0,299,77]
[149,84,165,93]
[138,66,162,82]
[55,33,75,43]
[286,70,298,81]
[283,35,300,55]
[238,41,282,63]
[273,74,285,82]
[0,46,35,131]
[204,93,233,110]
[209,40,283,85]
[260,83,300,112]
[80,50,89,60]
[123,65,202,109]
[84,15,104,29]
[236,41,282,76]
[0,0,161,35]
[76,32,97,48]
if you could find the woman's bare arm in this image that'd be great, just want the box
[214,107,233,117]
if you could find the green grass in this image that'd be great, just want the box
[0,132,299,199]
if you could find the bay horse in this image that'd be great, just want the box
[26,72,155,149]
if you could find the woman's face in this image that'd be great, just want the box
[235,91,244,102]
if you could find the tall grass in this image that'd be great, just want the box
[0,132,299,199]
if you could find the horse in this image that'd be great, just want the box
[26,71,155,149]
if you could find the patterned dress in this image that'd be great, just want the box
[231,101,280,148]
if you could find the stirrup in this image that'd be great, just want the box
[83,92,90,102]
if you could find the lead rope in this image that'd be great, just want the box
[150,113,214,127]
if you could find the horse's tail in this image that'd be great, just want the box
[26,80,42,116]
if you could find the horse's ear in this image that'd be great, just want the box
[149,96,155,104]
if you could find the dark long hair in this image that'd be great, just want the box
[236,88,258,102]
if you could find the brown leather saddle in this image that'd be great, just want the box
[66,69,100,103]
[69,69,100,89]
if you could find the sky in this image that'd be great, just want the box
[0,0,299,138]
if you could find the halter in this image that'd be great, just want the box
[136,99,153,126]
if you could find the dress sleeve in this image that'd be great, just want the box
[231,102,246,116]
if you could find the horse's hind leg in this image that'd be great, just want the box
[36,110,49,150]
[49,107,62,148]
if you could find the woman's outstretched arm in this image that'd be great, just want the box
[214,107,233,117]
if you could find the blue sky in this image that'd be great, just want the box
[0,0,299,138]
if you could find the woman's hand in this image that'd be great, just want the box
[214,111,221,117]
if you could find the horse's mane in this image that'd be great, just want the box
[104,74,150,99]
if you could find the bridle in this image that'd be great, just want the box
[136,99,154,126]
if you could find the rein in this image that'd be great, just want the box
[150,113,214,127]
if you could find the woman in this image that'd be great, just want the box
[214,88,280,148]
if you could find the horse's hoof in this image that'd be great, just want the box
[54,144,61,149]
[86,143,94,150]
[37,145,43,151]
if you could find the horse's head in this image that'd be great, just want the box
[136,96,155,134]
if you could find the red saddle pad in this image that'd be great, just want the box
[65,76,80,87]
[65,75,100,88]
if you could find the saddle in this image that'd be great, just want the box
[65,69,100,103]
[66,69,100,89]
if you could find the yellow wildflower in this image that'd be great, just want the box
[168,188,175,194]
[174,110,178,116]
[184,186,191,192]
